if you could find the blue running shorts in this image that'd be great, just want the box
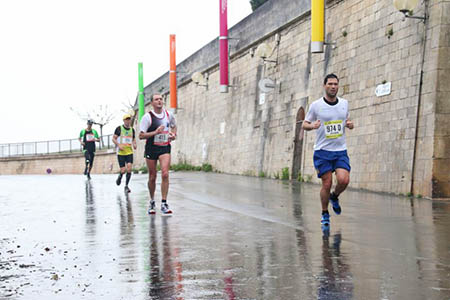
[313,149,351,178]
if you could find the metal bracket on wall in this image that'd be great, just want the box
[324,41,337,49]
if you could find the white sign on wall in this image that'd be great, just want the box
[259,92,266,105]
[220,122,226,134]
[375,82,391,97]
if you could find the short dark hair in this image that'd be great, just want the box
[324,73,339,84]
[150,93,162,102]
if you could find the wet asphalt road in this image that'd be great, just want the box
[1,172,450,300]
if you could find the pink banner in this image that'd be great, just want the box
[219,0,229,92]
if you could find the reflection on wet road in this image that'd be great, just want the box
[1,173,450,299]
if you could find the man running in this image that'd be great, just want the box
[139,94,177,215]
[113,114,137,193]
[302,74,354,229]
[79,119,100,179]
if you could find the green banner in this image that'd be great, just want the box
[138,62,144,121]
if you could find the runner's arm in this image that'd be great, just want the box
[302,120,321,131]
[93,130,100,142]
[112,127,121,146]
[345,109,354,129]
[112,134,119,146]
[132,129,137,149]
[169,112,177,139]
[79,130,85,145]
[169,126,177,141]
[303,103,320,131]
[139,127,164,139]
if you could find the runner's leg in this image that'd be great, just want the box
[146,158,158,201]
[334,168,350,196]
[125,162,132,186]
[320,171,333,211]
[159,153,171,200]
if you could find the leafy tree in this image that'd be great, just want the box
[250,0,268,11]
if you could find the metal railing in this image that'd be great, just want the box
[0,134,114,158]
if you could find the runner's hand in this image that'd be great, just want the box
[346,120,354,129]
[118,144,125,151]
[155,125,164,134]
[169,132,176,141]
[312,120,321,129]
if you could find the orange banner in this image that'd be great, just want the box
[169,34,177,109]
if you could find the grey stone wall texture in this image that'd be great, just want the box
[134,0,450,199]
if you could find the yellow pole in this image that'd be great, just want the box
[311,0,324,53]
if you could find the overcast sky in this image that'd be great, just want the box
[0,0,252,143]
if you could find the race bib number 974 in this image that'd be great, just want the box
[324,120,343,139]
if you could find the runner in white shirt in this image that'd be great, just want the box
[139,94,177,215]
[303,74,354,230]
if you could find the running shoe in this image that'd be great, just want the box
[116,175,122,186]
[161,203,172,215]
[124,185,131,193]
[87,173,91,180]
[148,201,156,215]
[321,211,330,227]
[330,192,341,215]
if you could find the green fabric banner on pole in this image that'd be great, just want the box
[138,62,144,121]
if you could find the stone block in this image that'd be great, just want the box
[434,136,450,159]
[437,69,450,92]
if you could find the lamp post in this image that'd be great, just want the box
[393,0,427,22]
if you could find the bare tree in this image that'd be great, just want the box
[121,99,138,125]
[70,104,115,148]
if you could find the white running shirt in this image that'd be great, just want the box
[305,97,349,151]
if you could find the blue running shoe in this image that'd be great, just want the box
[321,212,330,227]
[330,192,341,215]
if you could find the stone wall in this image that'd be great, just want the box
[134,0,449,199]
[0,150,119,175]
[429,0,450,198]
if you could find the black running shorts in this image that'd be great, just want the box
[117,154,133,167]
[145,145,171,161]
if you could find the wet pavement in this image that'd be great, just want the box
[1,172,450,300]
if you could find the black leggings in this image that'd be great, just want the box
[84,151,95,167]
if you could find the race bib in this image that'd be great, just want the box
[120,136,132,145]
[324,120,344,139]
[154,132,169,145]
[86,134,95,142]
